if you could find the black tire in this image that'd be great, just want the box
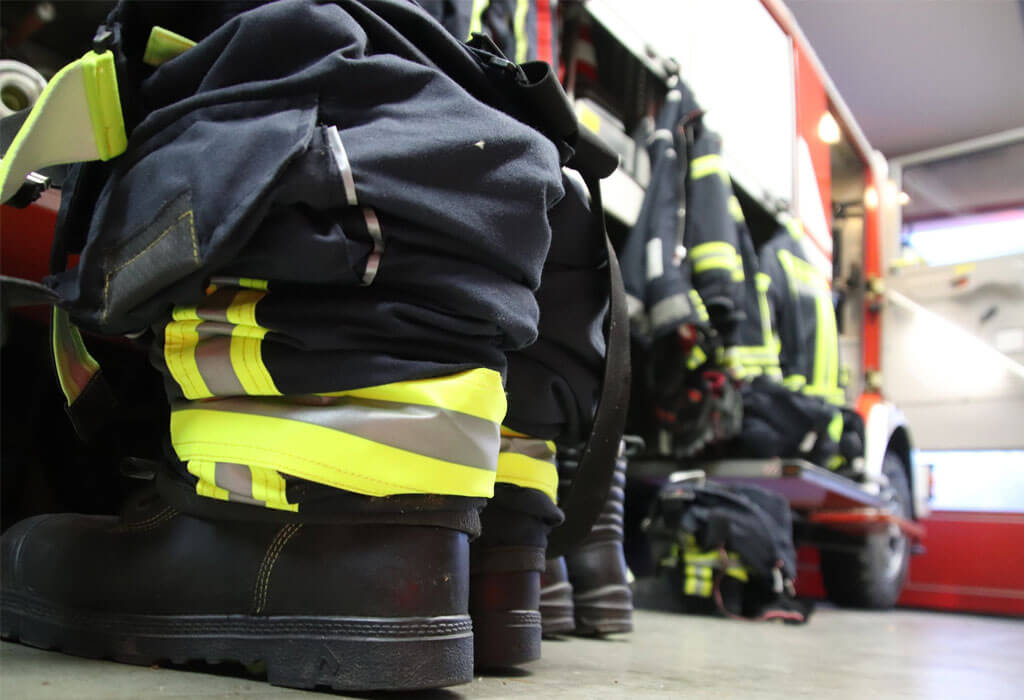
[820,453,912,609]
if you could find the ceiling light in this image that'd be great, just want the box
[817,112,840,144]
[899,191,911,206]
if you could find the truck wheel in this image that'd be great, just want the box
[820,453,912,609]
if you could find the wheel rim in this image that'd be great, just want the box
[882,482,909,581]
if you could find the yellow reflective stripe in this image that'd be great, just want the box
[785,218,804,240]
[249,463,298,512]
[171,408,496,498]
[732,265,745,282]
[694,255,739,274]
[828,412,844,443]
[690,242,735,259]
[468,0,488,38]
[238,277,268,291]
[229,327,278,395]
[728,196,745,222]
[164,319,212,399]
[187,460,230,501]
[496,452,558,503]
[0,50,126,203]
[80,50,126,162]
[688,289,710,322]
[784,374,806,391]
[686,345,708,371]
[324,368,505,424]
[142,26,196,67]
[500,426,530,438]
[222,289,279,396]
[725,563,749,582]
[514,0,530,64]
[689,153,727,180]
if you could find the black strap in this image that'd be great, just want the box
[547,174,631,557]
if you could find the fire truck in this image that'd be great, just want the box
[557,0,930,608]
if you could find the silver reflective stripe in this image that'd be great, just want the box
[626,293,645,320]
[194,288,235,323]
[193,331,246,396]
[214,462,266,506]
[500,436,555,462]
[361,207,384,286]
[646,238,663,280]
[176,395,499,471]
[649,128,673,144]
[325,125,358,206]
[649,292,693,329]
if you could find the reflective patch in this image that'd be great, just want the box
[325,125,358,206]
[646,238,664,280]
[649,292,693,330]
[170,369,506,499]
[142,26,196,67]
[361,207,384,286]
[51,308,100,404]
[497,435,558,503]
[0,50,126,203]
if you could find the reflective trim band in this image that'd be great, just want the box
[165,319,213,399]
[361,208,384,286]
[785,218,804,240]
[514,0,530,64]
[649,292,693,330]
[784,374,807,391]
[646,237,664,280]
[142,26,196,67]
[0,50,126,203]
[828,411,844,443]
[626,293,645,321]
[209,277,268,291]
[188,460,230,501]
[165,287,279,399]
[171,369,505,498]
[756,276,774,348]
[320,368,506,424]
[694,255,739,274]
[188,394,499,473]
[188,460,296,512]
[497,436,558,503]
[686,344,708,371]
[468,0,488,38]
[689,290,710,322]
[689,153,727,180]
[51,308,100,405]
[170,405,500,499]
[690,242,735,259]
[650,128,673,144]
[728,195,745,222]
[684,563,713,597]
[325,125,358,206]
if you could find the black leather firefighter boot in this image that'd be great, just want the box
[469,483,562,669]
[539,555,575,636]
[559,445,634,635]
[0,468,479,692]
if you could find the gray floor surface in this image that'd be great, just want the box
[2,607,1022,699]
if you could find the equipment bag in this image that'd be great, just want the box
[645,479,811,623]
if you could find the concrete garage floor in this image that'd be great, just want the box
[2,606,1022,699]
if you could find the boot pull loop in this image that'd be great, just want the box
[547,174,631,558]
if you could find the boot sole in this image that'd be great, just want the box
[573,584,634,636]
[2,591,472,691]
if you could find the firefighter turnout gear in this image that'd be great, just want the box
[0,0,626,689]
